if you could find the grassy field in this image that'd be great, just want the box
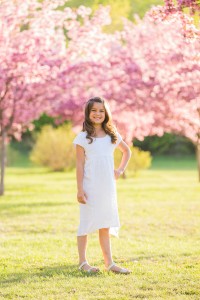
[0,156,199,299]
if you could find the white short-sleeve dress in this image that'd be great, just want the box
[73,131,122,238]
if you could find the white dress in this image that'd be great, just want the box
[73,131,122,238]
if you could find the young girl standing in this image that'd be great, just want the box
[73,97,132,274]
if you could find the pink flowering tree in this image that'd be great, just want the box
[149,0,200,40]
[0,2,126,195]
[1,0,199,196]
[52,7,200,180]
[119,13,200,179]
[50,6,158,143]
[164,0,200,15]
[0,0,81,195]
[0,1,122,195]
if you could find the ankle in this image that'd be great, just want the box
[79,259,87,265]
[105,260,113,267]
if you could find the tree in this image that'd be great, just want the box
[119,13,200,179]
[164,0,200,15]
[53,6,200,180]
[50,6,157,143]
[1,0,199,196]
[148,0,200,40]
[0,0,77,195]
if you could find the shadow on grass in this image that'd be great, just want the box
[1,255,167,286]
[7,166,75,176]
[0,202,74,218]
[7,167,54,175]
[1,201,70,209]
[1,264,106,286]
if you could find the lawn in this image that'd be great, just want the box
[0,155,199,299]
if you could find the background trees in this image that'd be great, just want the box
[0,0,77,194]
[1,0,199,194]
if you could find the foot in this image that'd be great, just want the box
[105,261,131,274]
[78,261,100,273]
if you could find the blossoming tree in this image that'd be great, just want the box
[1,1,200,197]
[0,0,78,195]
[53,7,200,179]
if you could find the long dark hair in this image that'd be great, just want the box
[82,97,118,144]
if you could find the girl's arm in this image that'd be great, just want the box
[114,140,132,179]
[75,145,87,204]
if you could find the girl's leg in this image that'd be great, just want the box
[98,228,131,272]
[77,235,88,264]
[98,228,113,266]
[77,235,99,271]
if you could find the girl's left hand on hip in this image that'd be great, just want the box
[114,169,124,180]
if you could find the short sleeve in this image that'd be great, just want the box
[73,132,85,149]
[115,132,122,147]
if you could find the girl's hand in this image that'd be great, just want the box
[77,190,87,204]
[114,168,124,180]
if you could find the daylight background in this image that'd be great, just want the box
[0,0,199,299]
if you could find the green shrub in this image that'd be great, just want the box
[114,146,152,177]
[30,125,152,174]
[30,124,76,171]
[133,133,195,155]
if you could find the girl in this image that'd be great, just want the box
[73,97,132,274]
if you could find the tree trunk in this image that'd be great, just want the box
[196,106,200,182]
[0,128,6,196]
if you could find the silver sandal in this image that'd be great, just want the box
[78,261,100,273]
[105,261,131,274]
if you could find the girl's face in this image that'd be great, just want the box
[89,102,105,125]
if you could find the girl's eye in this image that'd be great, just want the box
[91,110,105,112]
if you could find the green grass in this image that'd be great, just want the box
[151,155,197,170]
[0,156,199,299]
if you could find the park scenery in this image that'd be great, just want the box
[0,0,200,299]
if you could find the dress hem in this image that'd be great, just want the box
[77,225,120,238]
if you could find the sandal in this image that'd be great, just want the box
[105,261,131,274]
[78,261,100,273]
